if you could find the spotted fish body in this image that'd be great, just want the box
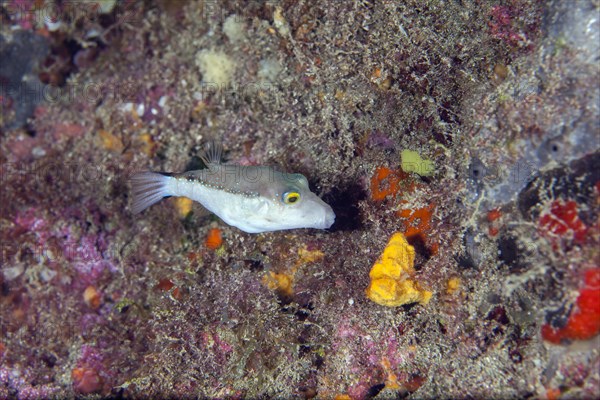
[130,147,335,233]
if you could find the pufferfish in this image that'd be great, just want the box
[130,143,335,233]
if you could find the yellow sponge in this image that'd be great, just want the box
[366,233,432,307]
[401,149,435,177]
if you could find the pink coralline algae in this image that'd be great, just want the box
[0,366,60,400]
[135,85,172,123]
[14,208,51,241]
[4,107,85,162]
[200,330,234,364]
[13,207,118,287]
[488,5,528,47]
[331,319,421,398]
[4,0,39,30]
[366,131,396,150]
[63,231,117,286]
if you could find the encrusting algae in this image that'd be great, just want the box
[366,233,432,307]
[262,245,325,298]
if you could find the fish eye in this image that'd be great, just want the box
[282,191,301,204]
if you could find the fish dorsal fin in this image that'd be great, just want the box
[199,141,222,169]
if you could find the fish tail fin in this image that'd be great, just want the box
[130,171,173,214]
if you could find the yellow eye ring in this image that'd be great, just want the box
[283,191,300,204]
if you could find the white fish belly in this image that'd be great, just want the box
[166,177,254,228]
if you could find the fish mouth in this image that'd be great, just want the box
[304,198,335,229]
[321,206,335,229]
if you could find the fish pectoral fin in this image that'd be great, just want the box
[193,202,211,217]
[254,200,268,213]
